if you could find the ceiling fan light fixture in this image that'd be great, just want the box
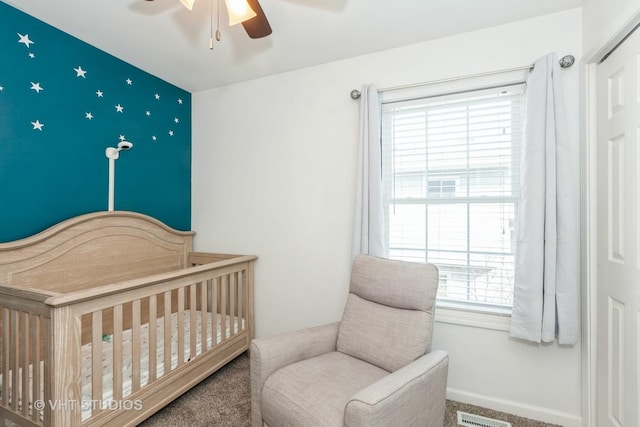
[224,0,256,26]
[180,0,195,10]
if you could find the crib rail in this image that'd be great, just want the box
[0,253,256,427]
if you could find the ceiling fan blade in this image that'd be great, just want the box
[242,0,272,39]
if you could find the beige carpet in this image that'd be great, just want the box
[139,352,560,427]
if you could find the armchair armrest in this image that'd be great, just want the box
[344,350,449,427]
[250,322,340,427]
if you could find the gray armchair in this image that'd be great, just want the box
[250,254,449,427]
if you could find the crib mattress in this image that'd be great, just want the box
[0,310,242,421]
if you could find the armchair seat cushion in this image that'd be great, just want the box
[261,351,389,427]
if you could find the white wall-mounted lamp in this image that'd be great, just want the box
[105,141,133,211]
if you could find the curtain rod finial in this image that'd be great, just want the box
[351,89,361,100]
[559,55,575,68]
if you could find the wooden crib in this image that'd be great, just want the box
[0,211,257,427]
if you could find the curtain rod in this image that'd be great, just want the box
[349,54,575,100]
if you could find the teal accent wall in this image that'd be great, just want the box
[0,2,191,242]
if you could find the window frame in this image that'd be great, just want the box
[379,72,527,326]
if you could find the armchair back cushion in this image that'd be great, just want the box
[336,255,439,372]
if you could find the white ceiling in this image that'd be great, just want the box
[4,0,583,93]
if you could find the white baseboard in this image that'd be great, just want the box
[446,387,582,427]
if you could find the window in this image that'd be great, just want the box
[381,83,525,313]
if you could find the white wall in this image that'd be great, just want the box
[192,8,582,426]
[582,0,640,55]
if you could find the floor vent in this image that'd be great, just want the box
[457,411,512,427]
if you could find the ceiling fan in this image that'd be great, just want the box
[146,0,272,41]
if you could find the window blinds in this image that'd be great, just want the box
[381,83,525,311]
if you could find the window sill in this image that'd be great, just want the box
[434,305,511,332]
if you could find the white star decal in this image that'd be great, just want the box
[174,118,179,123]
[96,90,104,97]
[119,135,126,141]
[152,136,157,141]
[0,86,4,92]
[115,104,124,113]
[31,120,44,131]
[146,111,151,116]
[86,112,93,120]
[17,33,34,48]
[169,130,174,136]
[154,93,160,100]
[28,53,35,59]
[30,82,43,93]
[126,78,132,85]
[178,98,183,104]
[74,66,87,78]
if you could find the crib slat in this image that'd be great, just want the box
[113,304,123,401]
[220,275,227,341]
[177,287,184,366]
[237,272,242,331]
[229,273,236,335]
[189,284,197,359]
[237,272,242,332]
[132,299,141,393]
[21,312,29,417]
[31,314,40,423]
[163,291,171,374]
[91,310,102,422]
[243,269,248,331]
[238,271,244,331]
[2,308,9,406]
[211,279,217,345]
[11,310,18,412]
[200,281,208,352]
[148,295,157,382]
[92,310,103,404]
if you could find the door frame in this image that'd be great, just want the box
[583,10,640,427]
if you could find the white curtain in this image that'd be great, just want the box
[509,53,580,345]
[352,84,385,260]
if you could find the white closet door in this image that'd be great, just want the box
[596,25,640,427]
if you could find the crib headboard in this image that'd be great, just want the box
[0,211,195,293]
